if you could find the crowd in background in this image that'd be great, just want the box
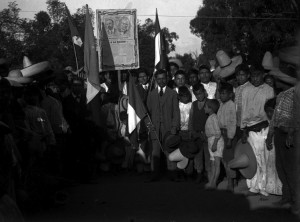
[0,49,299,218]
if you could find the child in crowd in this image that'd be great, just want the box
[168,87,196,170]
[167,86,195,181]
[217,83,236,192]
[178,86,193,131]
[204,99,223,189]
[189,83,209,183]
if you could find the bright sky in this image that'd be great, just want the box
[1,0,203,56]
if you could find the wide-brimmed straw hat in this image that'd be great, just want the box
[228,141,257,179]
[5,70,32,84]
[262,51,297,85]
[169,58,183,68]
[177,156,189,169]
[262,51,276,71]
[21,56,51,78]
[278,46,300,66]
[213,50,242,79]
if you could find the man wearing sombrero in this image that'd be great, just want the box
[240,68,275,196]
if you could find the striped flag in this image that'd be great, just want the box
[154,9,169,70]
[66,6,83,47]
[84,4,100,104]
[127,74,147,134]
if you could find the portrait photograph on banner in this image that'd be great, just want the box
[96,9,139,71]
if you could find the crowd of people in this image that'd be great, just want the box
[0,48,299,218]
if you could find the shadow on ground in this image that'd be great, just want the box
[25,173,298,222]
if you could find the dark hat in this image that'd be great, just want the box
[228,141,257,179]
[179,140,199,159]
[163,131,181,153]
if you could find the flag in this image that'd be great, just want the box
[66,6,83,47]
[154,9,169,71]
[127,73,148,154]
[84,4,100,104]
[127,74,147,134]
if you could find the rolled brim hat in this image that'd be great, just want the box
[169,58,183,69]
[21,61,51,78]
[177,156,189,169]
[5,70,32,84]
[213,50,243,79]
[228,141,257,179]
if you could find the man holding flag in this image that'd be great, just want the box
[144,10,180,182]
[146,68,180,182]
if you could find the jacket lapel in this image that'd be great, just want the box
[160,87,170,106]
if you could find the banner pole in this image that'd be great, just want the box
[72,42,79,72]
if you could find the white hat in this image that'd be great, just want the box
[262,52,296,85]
[213,50,242,79]
[5,70,32,84]
[21,56,51,78]
[23,56,33,68]
[169,58,183,68]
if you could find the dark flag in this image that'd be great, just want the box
[66,6,83,47]
[84,4,102,127]
[154,9,169,71]
[127,74,147,134]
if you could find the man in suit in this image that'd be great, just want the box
[136,68,149,104]
[146,69,180,181]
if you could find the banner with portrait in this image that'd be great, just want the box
[96,9,139,71]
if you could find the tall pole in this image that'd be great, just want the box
[72,42,79,71]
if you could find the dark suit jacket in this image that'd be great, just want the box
[147,87,180,140]
[136,84,148,105]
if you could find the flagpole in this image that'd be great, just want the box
[127,70,164,152]
[72,42,79,71]
[145,114,164,152]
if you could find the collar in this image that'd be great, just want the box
[158,86,166,93]
[142,83,149,89]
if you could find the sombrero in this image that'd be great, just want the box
[262,51,276,71]
[168,147,189,170]
[278,30,300,65]
[228,141,257,179]
[179,140,199,159]
[213,50,243,79]
[163,131,181,153]
[262,52,297,85]
[177,156,189,169]
[278,46,300,66]
[21,56,51,78]
[5,70,32,84]
[169,58,183,69]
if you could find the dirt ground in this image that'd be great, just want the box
[25,172,298,222]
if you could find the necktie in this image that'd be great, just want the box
[144,85,148,91]
[159,88,163,97]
